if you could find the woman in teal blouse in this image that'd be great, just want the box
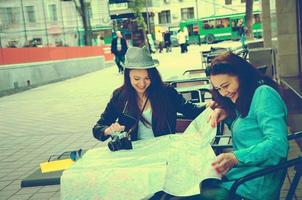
[203,52,288,200]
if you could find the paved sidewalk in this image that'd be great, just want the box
[0,66,124,200]
[1,42,300,200]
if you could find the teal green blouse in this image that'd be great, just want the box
[221,85,288,200]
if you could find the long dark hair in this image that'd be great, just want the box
[206,52,279,118]
[119,67,169,130]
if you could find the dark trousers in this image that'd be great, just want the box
[164,41,172,52]
[199,179,245,200]
[180,43,187,53]
[114,55,125,72]
[158,42,164,53]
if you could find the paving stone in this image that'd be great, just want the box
[38,185,60,193]
[0,189,18,199]
[28,192,55,200]
[14,187,42,195]
[7,193,33,200]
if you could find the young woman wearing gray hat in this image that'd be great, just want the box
[92,47,206,142]
[93,47,205,199]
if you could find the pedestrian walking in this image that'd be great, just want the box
[176,30,186,54]
[163,30,172,53]
[155,29,164,53]
[146,31,156,54]
[111,31,128,74]
[183,27,189,53]
[98,36,105,47]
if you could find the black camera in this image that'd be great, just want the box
[108,132,133,152]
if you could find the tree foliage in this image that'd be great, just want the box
[128,0,147,31]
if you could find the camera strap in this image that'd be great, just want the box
[140,97,149,114]
[126,96,149,138]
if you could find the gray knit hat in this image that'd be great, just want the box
[124,47,159,69]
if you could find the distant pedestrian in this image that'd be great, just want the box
[98,36,105,47]
[176,30,186,54]
[183,27,189,52]
[155,30,164,53]
[163,30,172,53]
[146,32,156,54]
[111,31,128,74]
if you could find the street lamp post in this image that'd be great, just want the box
[195,0,199,19]
[20,0,28,45]
[0,34,2,48]
[145,0,150,33]
[195,0,201,45]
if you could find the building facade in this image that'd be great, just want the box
[0,0,112,48]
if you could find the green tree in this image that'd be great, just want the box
[128,0,149,48]
[62,0,92,46]
[129,0,147,31]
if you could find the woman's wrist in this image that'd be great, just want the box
[104,127,111,136]
[230,152,239,167]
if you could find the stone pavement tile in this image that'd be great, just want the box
[0,169,16,180]
[48,192,60,200]
[14,187,42,195]
[7,193,33,200]
[2,180,22,191]
[0,180,13,190]
[1,173,24,181]
[38,185,60,193]
[28,192,55,200]
[0,149,19,157]
[0,189,18,200]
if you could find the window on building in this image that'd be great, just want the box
[181,7,194,20]
[158,10,171,24]
[0,7,21,25]
[25,6,36,23]
[48,4,58,21]
[225,0,232,5]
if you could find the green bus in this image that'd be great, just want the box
[179,11,262,44]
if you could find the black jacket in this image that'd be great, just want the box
[111,37,128,56]
[92,85,206,142]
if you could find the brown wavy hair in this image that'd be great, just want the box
[119,68,169,130]
[206,52,279,118]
